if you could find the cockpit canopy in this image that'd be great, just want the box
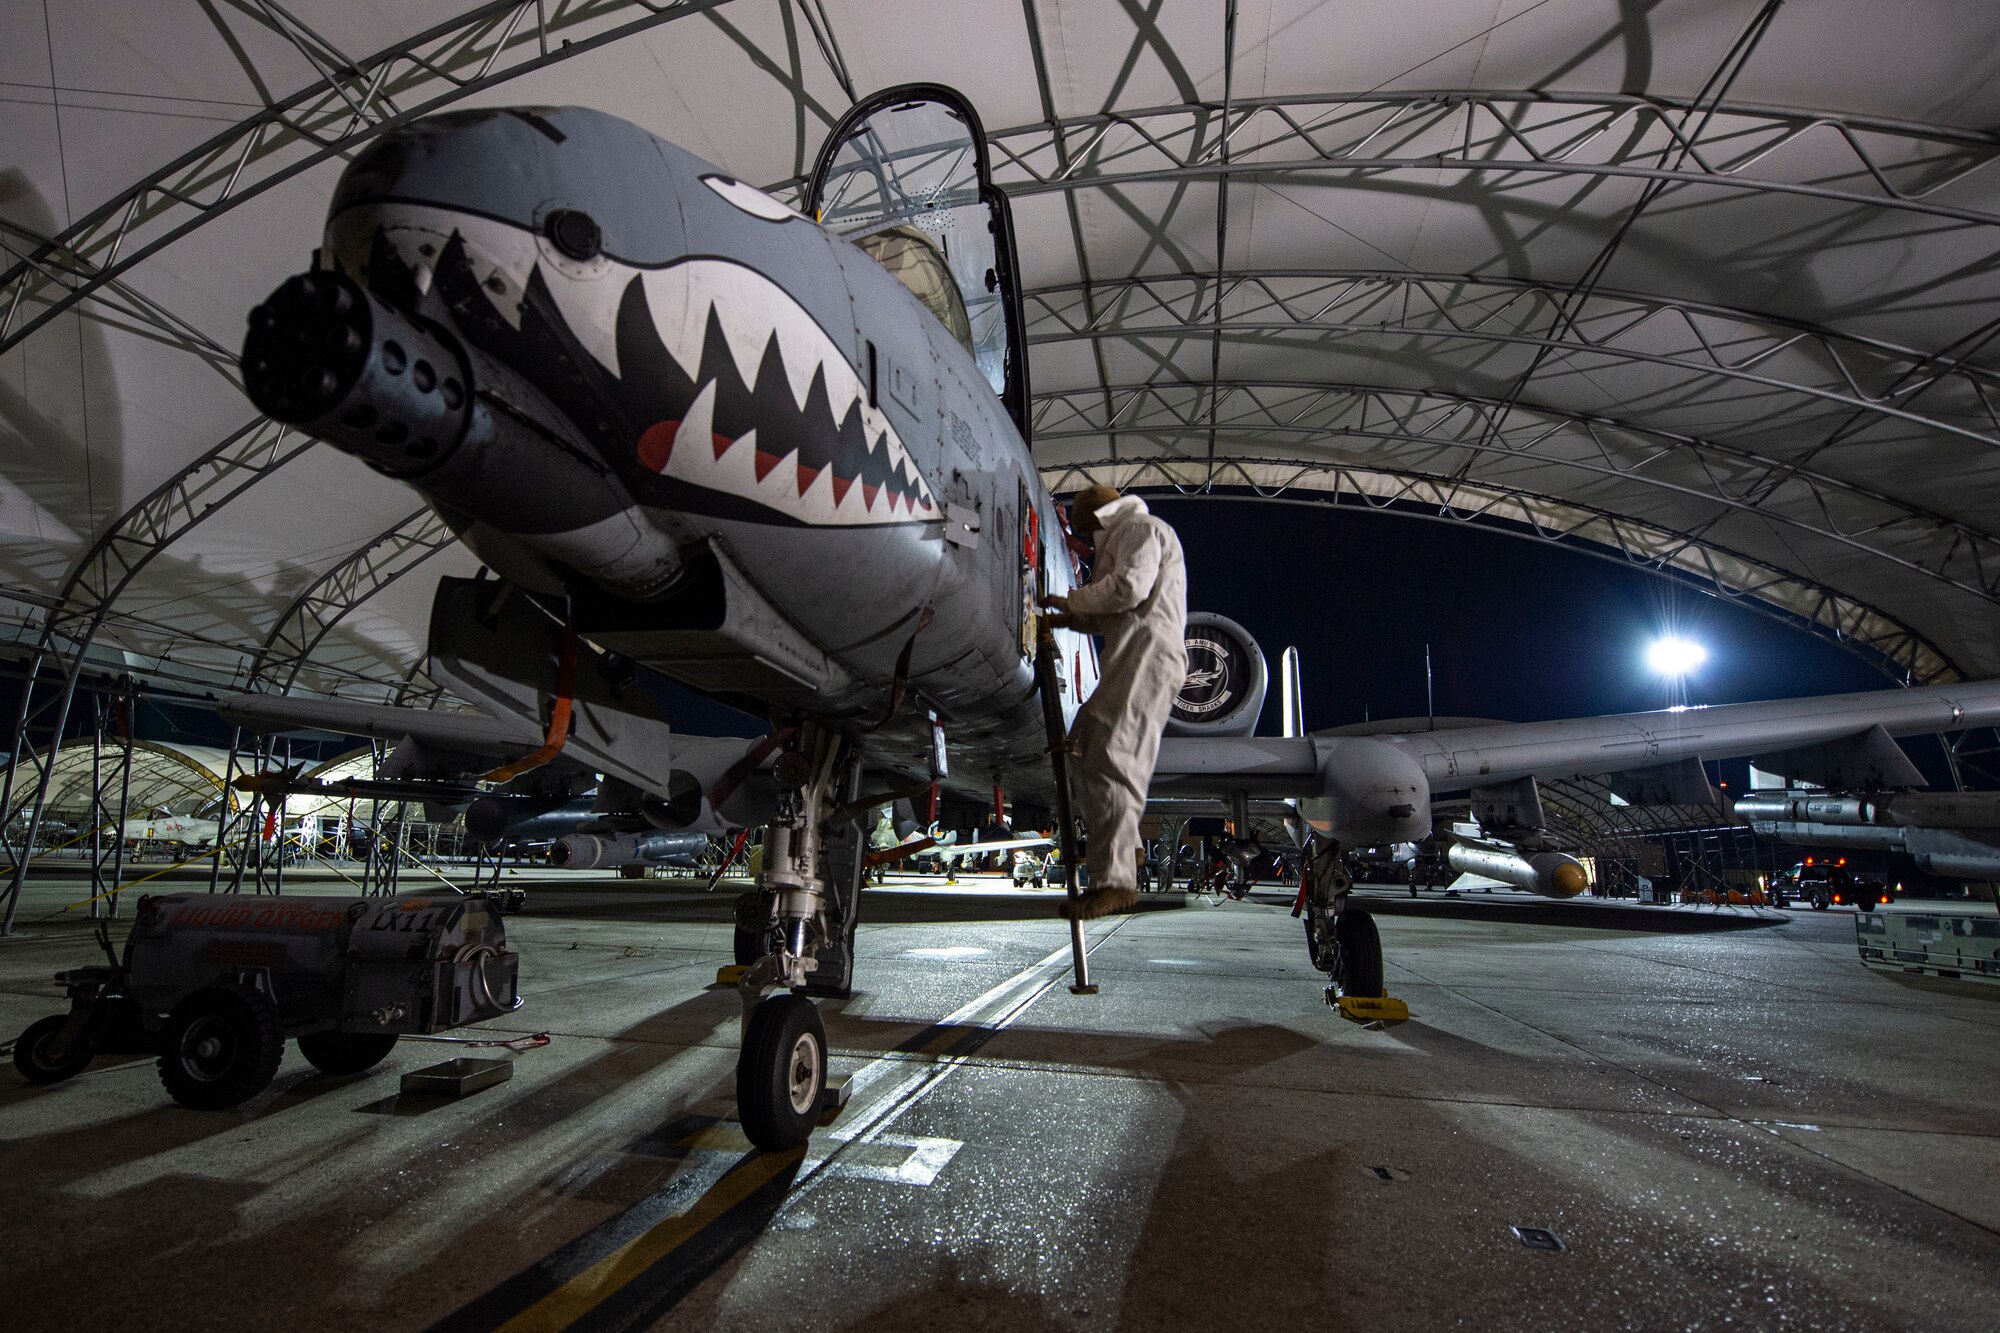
[808,85,1030,435]
[855,225,974,349]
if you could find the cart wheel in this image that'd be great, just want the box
[158,984,283,1109]
[12,1015,94,1085]
[297,1031,398,1076]
[737,994,826,1151]
[1335,908,1385,998]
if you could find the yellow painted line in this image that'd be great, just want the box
[53,847,221,913]
[482,921,1130,1330]
[493,1147,803,1333]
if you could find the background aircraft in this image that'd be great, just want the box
[117,809,219,853]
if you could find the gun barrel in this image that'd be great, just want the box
[244,270,681,598]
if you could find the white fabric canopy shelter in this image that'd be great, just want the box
[4,0,1998,697]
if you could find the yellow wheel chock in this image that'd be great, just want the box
[1336,994,1411,1024]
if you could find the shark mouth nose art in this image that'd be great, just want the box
[343,202,938,529]
[624,260,939,525]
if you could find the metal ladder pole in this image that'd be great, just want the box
[1034,624,1095,995]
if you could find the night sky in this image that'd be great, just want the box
[1152,496,1894,730]
[1150,495,1948,790]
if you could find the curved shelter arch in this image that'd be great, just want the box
[4,2,2000,749]
[37,739,239,823]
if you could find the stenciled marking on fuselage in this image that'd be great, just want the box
[334,202,939,530]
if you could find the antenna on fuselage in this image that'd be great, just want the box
[1280,646,1304,738]
[1424,642,1435,732]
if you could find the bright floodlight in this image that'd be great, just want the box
[1647,635,1707,677]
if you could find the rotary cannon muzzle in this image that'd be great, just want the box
[243,270,473,477]
[241,270,682,599]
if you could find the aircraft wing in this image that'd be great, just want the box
[215,692,540,754]
[1390,679,2000,794]
[1150,678,2000,801]
[929,835,1053,860]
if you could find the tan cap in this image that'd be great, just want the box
[1070,484,1122,534]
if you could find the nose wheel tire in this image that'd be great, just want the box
[738,994,827,1151]
[158,984,283,1110]
[13,1015,95,1085]
[1334,908,1385,998]
[297,1031,399,1076]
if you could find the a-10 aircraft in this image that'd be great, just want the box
[230,87,2000,1149]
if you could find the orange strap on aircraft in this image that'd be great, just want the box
[481,625,578,784]
[706,827,754,893]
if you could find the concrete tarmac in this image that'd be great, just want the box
[2,872,1997,1331]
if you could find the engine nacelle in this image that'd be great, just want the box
[1296,735,1432,847]
[1166,612,1268,738]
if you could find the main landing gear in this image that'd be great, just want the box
[1301,839,1386,1003]
[729,725,860,1150]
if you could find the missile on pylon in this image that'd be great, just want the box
[1445,842,1590,899]
[1733,790,2000,831]
[552,831,712,870]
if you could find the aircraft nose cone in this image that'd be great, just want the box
[330,107,689,267]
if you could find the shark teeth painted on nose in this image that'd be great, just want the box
[348,203,939,529]
[626,260,938,527]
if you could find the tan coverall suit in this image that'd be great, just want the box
[1063,495,1188,891]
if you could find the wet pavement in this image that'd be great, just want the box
[3,872,1998,1331]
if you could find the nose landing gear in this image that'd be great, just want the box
[731,725,861,1150]
[1300,838,1400,1019]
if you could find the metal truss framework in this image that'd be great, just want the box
[1538,775,1721,850]
[1021,270,2000,459]
[249,508,457,699]
[992,95,2000,677]
[1040,457,1957,688]
[0,0,728,358]
[0,419,312,931]
[211,507,458,892]
[7,42,1995,908]
[981,90,2000,226]
[1032,380,1997,657]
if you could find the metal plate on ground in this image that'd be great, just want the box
[401,1057,514,1097]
